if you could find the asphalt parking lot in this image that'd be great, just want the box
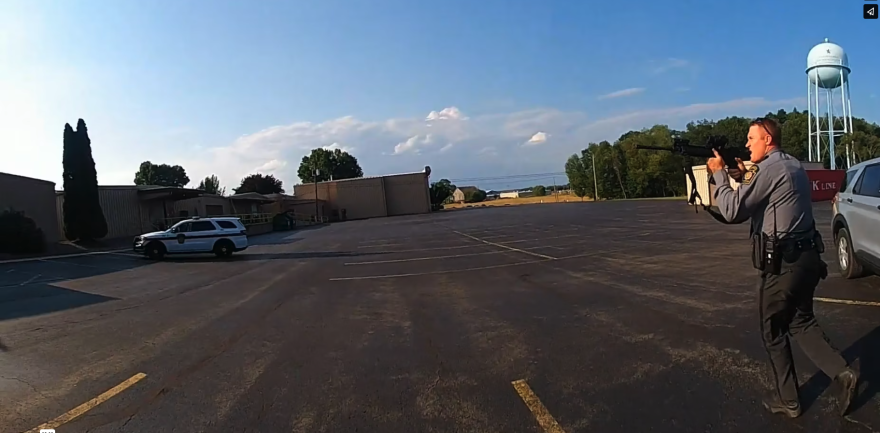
[1,199,879,433]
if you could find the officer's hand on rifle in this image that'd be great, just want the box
[728,157,747,181]
[707,149,725,174]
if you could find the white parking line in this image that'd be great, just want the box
[329,259,549,281]
[815,297,880,308]
[0,249,131,265]
[453,230,557,260]
[354,223,535,245]
[18,274,41,286]
[331,247,634,281]
[344,249,511,265]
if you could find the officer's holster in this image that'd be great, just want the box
[752,231,827,278]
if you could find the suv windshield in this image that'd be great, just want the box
[840,169,858,193]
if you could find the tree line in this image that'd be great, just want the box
[564,108,880,200]
[133,147,365,196]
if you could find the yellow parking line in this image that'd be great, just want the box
[24,372,147,433]
[815,297,880,307]
[511,379,566,433]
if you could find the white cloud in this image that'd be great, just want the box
[524,131,549,146]
[478,146,498,156]
[598,88,646,100]
[426,107,467,121]
[393,134,434,155]
[18,97,793,190]
[323,142,355,153]
[254,159,287,173]
[652,58,691,74]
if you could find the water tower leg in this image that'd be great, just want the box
[846,81,854,135]
[807,75,813,162]
[826,90,836,170]
[814,80,822,164]
[846,80,855,166]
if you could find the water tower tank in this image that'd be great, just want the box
[806,38,849,89]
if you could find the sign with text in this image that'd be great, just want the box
[806,169,846,202]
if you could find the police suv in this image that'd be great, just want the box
[133,217,249,260]
[832,156,880,278]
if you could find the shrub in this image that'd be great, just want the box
[272,213,294,231]
[0,209,47,254]
[464,189,487,203]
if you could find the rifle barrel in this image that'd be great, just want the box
[635,145,675,151]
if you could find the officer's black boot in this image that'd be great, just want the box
[834,368,858,416]
[762,394,802,418]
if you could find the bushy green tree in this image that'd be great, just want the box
[234,173,284,194]
[532,185,546,196]
[298,148,364,183]
[429,179,457,210]
[197,174,226,195]
[134,161,190,187]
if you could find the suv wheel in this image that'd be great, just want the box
[836,228,864,279]
[213,240,234,258]
[145,241,166,260]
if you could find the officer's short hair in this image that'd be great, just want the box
[750,117,781,145]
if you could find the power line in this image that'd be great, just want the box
[472,176,567,188]
[447,171,567,183]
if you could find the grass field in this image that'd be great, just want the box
[443,193,585,209]
[442,193,687,209]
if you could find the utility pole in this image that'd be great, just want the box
[590,151,599,201]
[552,176,558,202]
[314,168,320,223]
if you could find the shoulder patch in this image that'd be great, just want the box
[741,165,759,185]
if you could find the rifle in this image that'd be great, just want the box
[636,135,750,224]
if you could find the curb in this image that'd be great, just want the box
[0,249,132,265]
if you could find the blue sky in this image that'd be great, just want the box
[1,0,877,192]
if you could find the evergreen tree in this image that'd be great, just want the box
[62,119,108,241]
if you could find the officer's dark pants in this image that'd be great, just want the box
[758,248,848,403]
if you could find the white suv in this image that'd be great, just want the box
[133,217,249,260]
[831,156,880,279]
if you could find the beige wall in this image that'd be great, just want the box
[173,195,231,217]
[287,201,323,219]
[335,178,387,220]
[0,172,61,243]
[56,187,159,239]
[294,173,430,221]
[384,173,430,216]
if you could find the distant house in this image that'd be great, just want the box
[452,186,479,203]
[499,190,534,199]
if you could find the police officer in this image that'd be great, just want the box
[707,117,858,418]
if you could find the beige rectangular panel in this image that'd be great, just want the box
[383,173,430,216]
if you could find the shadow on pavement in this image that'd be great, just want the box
[800,325,880,413]
[0,255,150,322]
[0,284,117,322]
[247,237,303,246]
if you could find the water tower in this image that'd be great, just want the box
[806,38,855,169]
